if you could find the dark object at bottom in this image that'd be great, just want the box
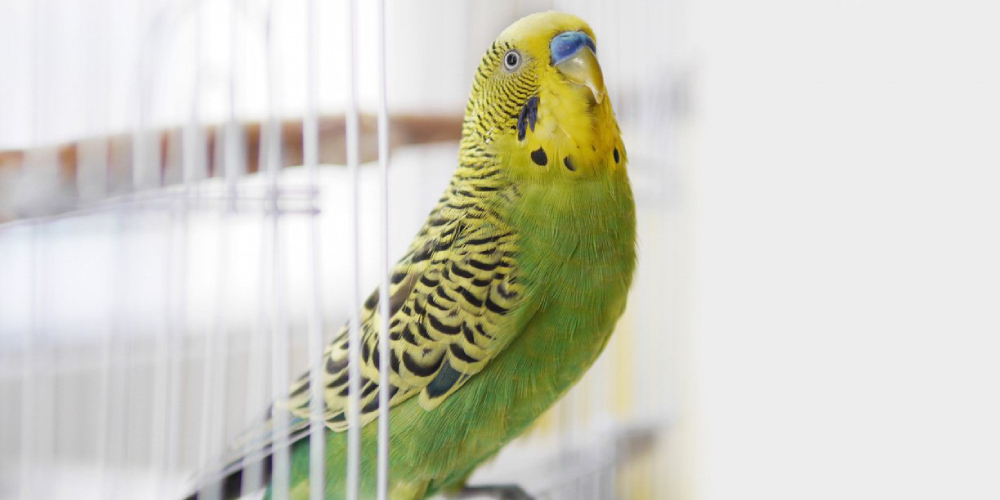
[448,484,536,500]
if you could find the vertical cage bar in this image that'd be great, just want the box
[198,95,235,500]
[375,0,392,498]
[21,1,44,497]
[132,0,154,192]
[94,219,116,500]
[90,0,113,492]
[240,0,270,494]
[267,154,291,500]
[19,225,38,500]
[344,0,362,497]
[81,3,115,487]
[304,0,327,498]
[22,4,45,494]
[198,0,241,495]
[152,207,172,500]
[104,203,131,500]
[78,0,110,203]
[166,0,205,490]
[244,219,270,496]
[0,230,11,495]
[149,3,180,496]
[264,1,291,498]
[118,5,148,495]
[163,193,190,499]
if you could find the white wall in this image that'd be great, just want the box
[687,0,1000,498]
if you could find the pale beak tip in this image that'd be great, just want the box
[554,47,607,105]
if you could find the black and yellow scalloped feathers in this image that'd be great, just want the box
[280,172,526,431]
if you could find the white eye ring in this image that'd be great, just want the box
[503,50,522,71]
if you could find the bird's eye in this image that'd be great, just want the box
[503,50,522,71]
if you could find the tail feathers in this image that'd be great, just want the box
[181,416,313,500]
[182,453,273,500]
[182,408,315,500]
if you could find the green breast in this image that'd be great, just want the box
[421,173,637,491]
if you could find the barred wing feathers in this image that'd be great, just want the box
[284,184,527,432]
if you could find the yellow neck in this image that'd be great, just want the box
[460,96,624,184]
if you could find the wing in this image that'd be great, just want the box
[282,183,529,432]
[200,185,528,484]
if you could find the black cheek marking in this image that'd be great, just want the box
[563,157,576,171]
[530,147,548,166]
[516,96,539,141]
[613,148,620,163]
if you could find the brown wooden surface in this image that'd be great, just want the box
[0,113,462,180]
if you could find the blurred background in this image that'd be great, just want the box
[0,0,998,499]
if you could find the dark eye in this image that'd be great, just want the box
[504,50,521,71]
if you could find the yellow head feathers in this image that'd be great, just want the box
[459,11,626,181]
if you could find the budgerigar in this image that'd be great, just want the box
[186,11,635,500]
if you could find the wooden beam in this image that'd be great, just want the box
[0,113,463,180]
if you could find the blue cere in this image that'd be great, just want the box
[550,31,597,65]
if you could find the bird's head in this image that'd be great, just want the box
[460,12,626,180]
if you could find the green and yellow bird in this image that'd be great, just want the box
[187,11,635,500]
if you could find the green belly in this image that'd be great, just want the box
[274,288,627,500]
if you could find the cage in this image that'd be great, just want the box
[0,1,684,499]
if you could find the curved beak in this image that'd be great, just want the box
[551,31,606,104]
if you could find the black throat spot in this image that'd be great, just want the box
[517,96,539,142]
[563,156,576,171]
[531,147,548,166]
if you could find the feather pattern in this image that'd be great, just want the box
[280,169,527,429]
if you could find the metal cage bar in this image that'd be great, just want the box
[375,0,393,498]
[304,0,327,499]
[344,0,363,498]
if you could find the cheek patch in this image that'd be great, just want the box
[517,96,540,141]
